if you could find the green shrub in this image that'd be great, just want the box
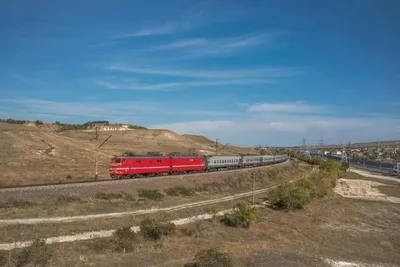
[221,202,257,228]
[57,194,81,203]
[140,217,176,241]
[6,238,52,267]
[268,159,343,211]
[185,248,233,267]
[165,186,194,197]
[180,228,194,237]
[269,181,312,210]
[112,227,136,252]
[95,192,134,201]
[0,198,31,208]
[137,189,164,201]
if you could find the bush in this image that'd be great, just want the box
[95,192,134,201]
[221,202,257,228]
[137,189,164,201]
[112,227,136,252]
[6,238,52,267]
[185,248,233,267]
[57,194,81,203]
[268,181,311,210]
[165,186,194,197]
[268,160,344,211]
[140,217,176,241]
[0,198,31,208]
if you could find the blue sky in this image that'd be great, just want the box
[1,0,399,146]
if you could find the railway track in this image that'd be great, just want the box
[0,159,290,193]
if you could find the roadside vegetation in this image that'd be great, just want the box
[0,238,52,267]
[268,156,346,210]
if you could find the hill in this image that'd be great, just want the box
[0,121,257,186]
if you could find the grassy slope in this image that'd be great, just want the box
[0,123,257,186]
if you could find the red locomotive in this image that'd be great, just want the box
[109,154,206,179]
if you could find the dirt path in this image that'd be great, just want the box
[0,167,317,226]
[349,168,399,183]
[323,258,397,267]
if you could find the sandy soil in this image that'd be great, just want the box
[335,178,400,204]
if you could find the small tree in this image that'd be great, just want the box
[185,248,233,267]
[112,227,136,252]
[221,202,257,228]
[140,218,176,241]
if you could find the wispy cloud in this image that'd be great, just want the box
[95,78,272,91]
[152,32,272,55]
[0,99,237,122]
[107,65,302,79]
[114,22,191,39]
[247,101,322,113]
[149,114,400,146]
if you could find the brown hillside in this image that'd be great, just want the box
[0,123,256,186]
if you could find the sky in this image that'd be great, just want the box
[1,0,399,147]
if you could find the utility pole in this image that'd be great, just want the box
[215,138,229,155]
[252,172,255,205]
[94,134,112,180]
[318,137,324,158]
[347,142,351,169]
[340,141,348,165]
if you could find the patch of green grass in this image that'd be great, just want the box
[3,238,52,267]
[137,189,164,201]
[57,194,82,203]
[165,186,195,197]
[268,160,345,211]
[140,217,176,241]
[185,248,233,267]
[220,202,257,229]
[112,227,137,253]
[95,192,134,201]
[0,198,32,208]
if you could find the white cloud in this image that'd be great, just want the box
[107,65,301,79]
[247,101,322,113]
[95,78,272,91]
[114,22,191,39]
[153,33,272,55]
[148,114,400,146]
[2,98,399,146]
[0,99,237,124]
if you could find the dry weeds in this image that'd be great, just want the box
[2,171,397,267]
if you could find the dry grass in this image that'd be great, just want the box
[6,171,399,267]
[0,162,310,219]
[0,197,258,243]
[0,122,257,186]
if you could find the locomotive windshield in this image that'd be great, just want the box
[112,158,122,163]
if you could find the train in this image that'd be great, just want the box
[109,153,289,179]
